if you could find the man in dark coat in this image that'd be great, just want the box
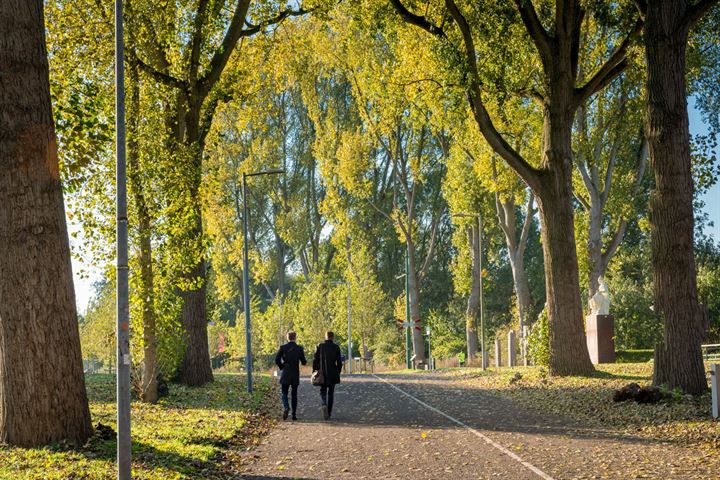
[275,331,307,421]
[313,331,343,420]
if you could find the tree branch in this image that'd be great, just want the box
[126,49,187,91]
[600,125,623,206]
[600,133,647,270]
[684,0,720,27]
[199,86,233,148]
[575,192,591,211]
[574,18,643,105]
[495,192,515,243]
[576,155,596,200]
[571,7,586,81]
[633,0,647,18]
[389,0,446,37]
[518,193,535,259]
[601,219,627,271]
[444,0,543,192]
[188,0,211,83]
[513,0,553,67]
[197,0,252,97]
[418,208,443,282]
[239,6,312,37]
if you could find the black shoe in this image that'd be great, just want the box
[283,409,289,420]
[292,415,297,421]
[322,405,329,420]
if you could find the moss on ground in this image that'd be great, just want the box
[0,373,277,479]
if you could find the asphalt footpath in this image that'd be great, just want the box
[238,373,714,479]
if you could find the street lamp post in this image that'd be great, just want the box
[346,280,352,374]
[452,212,486,370]
[242,169,284,393]
[115,0,131,477]
[405,252,411,369]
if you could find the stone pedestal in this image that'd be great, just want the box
[507,331,517,367]
[586,314,615,364]
[495,338,502,367]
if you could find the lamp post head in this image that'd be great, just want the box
[246,168,285,177]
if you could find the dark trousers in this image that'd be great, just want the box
[281,384,298,414]
[320,384,335,415]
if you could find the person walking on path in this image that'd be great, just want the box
[275,331,307,421]
[313,331,343,420]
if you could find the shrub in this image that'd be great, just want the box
[527,308,549,366]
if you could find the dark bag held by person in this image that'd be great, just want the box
[311,345,325,386]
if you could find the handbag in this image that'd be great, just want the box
[311,344,325,386]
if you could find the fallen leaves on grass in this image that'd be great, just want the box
[0,373,278,480]
[445,364,720,454]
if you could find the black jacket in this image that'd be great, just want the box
[275,342,307,385]
[313,340,343,386]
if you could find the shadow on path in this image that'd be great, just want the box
[290,374,669,449]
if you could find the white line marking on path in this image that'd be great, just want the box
[371,374,556,480]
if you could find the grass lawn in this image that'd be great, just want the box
[0,373,277,479]
[442,363,720,454]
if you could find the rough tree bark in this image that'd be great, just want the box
[175,100,214,386]
[0,0,92,446]
[642,0,718,394]
[537,95,594,375]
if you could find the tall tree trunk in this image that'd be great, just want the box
[179,254,213,386]
[465,226,480,360]
[496,193,535,332]
[407,244,426,362]
[538,103,594,376]
[138,209,158,401]
[509,247,533,329]
[177,102,213,386]
[645,0,708,394]
[586,198,604,298]
[0,0,92,445]
[127,61,159,403]
[275,232,286,297]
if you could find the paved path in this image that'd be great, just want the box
[239,373,714,479]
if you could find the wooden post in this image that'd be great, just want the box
[508,331,516,367]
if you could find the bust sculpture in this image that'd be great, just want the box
[589,278,611,315]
